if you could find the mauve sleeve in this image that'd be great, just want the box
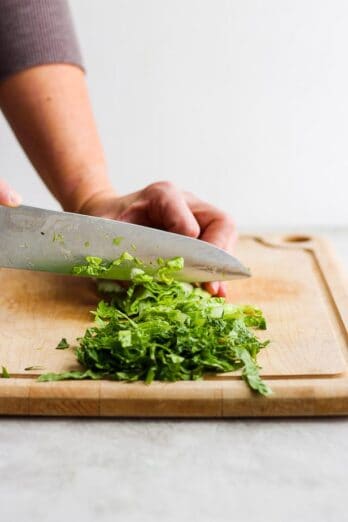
[0,0,84,82]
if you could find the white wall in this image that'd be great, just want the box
[1,0,347,227]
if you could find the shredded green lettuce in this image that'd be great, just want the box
[1,366,10,378]
[38,254,271,395]
[55,338,69,350]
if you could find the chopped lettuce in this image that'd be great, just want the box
[55,338,69,350]
[1,366,10,378]
[39,254,271,395]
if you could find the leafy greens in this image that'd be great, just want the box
[38,254,271,395]
[1,366,10,378]
[55,338,69,350]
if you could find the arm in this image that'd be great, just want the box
[0,0,110,210]
[0,63,236,295]
[0,64,112,212]
[0,2,236,296]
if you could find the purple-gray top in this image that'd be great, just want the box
[0,0,83,82]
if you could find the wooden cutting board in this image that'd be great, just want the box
[0,234,347,417]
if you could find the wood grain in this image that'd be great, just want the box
[0,234,347,417]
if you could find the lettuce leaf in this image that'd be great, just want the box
[40,254,271,395]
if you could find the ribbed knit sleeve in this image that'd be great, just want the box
[0,0,84,82]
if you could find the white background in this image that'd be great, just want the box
[0,0,347,227]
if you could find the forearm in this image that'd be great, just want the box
[0,64,113,211]
[0,0,113,212]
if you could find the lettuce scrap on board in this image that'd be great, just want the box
[38,254,271,395]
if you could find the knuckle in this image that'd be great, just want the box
[189,226,200,238]
[184,221,200,237]
[146,180,176,194]
[172,218,199,237]
[183,190,197,203]
[224,213,236,229]
[215,210,235,228]
[218,212,237,243]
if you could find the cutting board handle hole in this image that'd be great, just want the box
[283,235,311,243]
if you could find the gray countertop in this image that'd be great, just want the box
[1,228,347,522]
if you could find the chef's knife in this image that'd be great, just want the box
[0,205,250,282]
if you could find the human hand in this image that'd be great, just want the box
[0,180,22,206]
[78,181,237,297]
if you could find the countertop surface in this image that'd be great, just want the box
[1,227,347,522]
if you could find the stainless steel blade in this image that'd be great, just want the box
[0,205,250,281]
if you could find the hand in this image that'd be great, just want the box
[0,179,22,206]
[78,181,237,297]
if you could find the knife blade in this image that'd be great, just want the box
[0,205,250,282]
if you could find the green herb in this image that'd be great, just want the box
[71,252,138,279]
[38,370,101,382]
[24,366,45,371]
[40,254,271,395]
[1,366,10,378]
[112,236,124,246]
[52,232,64,243]
[72,255,106,277]
[55,338,69,350]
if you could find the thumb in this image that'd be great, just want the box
[0,179,22,207]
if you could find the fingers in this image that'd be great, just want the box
[217,282,227,297]
[0,179,22,207]
[201,210,236,296]
[143,181,201,237]
[105,182,236,299]
[192,205,237,252]
[204,281,227,297]
[185,194,237,296]
[118,199,151,225]
[204,281,219,295]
